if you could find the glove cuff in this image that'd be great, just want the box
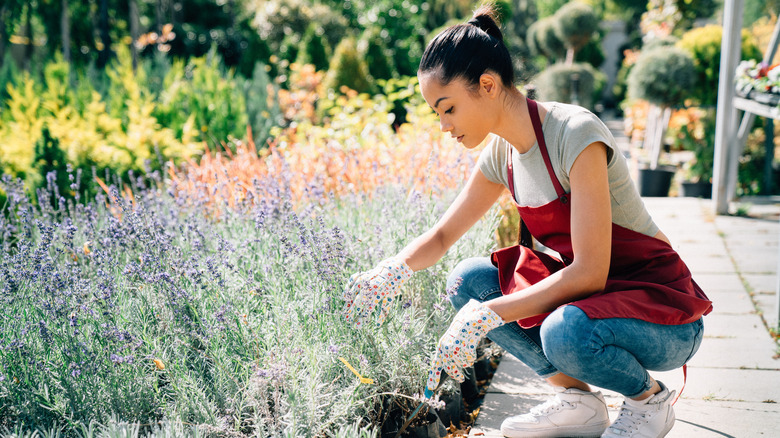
[464,299,505,333]
[382,257,414,281]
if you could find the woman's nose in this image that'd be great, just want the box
[440,119,453,133]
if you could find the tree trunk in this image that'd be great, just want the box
[156,0,163,34]
[25,0,33,70]
[565,47,575,66]
[61,0,70,63]
[97,0,111,68]
[129,0,139,71]
[0,4,7,65]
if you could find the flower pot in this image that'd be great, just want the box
[680,181,712,198]
[638,166,675,197]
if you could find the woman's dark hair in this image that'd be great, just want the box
[418,5,514,89]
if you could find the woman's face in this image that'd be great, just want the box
[418,73,494,149]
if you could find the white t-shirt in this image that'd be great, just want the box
[478,102,659,237]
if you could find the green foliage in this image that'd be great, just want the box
[0,52,20,103]
[241,62,283,148]
[0,51,205,188]
[535,0,570,18]
[297,24,331,72]
[154,48,247,147]
[676,25,762,107]
[251,0,348,59]
[670,109,716,183]
[553,1,600,52]
[530,16,567,62]
[627,47,696,108]
[361,28,395,82]
[533,62,605,110]
[575,34,606,68]
[32,126,69,197]
[324,37,375,95]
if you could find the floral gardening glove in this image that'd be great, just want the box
[343,258,413,328]
[426,299,504,393]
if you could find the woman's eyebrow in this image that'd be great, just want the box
[434,97,449,108]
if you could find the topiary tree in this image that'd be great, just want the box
[323,37,375,95]
[297,24,331,72]
[532,62,605,111]
[533,16,566,63]
[627,47,696,168]
[553,1,600,65]
[360,28,394,82]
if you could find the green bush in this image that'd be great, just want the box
[297,24,331,72]
[324,37,375,95]
[361,28,395,82]
[241,62,283,148]
[153,48,247,147]
[676,24,761,107]
[532,62,605,110]
[533,16,567,62]
[627,47,696,108]
[553,1,599,54]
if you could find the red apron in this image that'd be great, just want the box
[492,99,713,328]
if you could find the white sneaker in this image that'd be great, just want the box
[602,381,676,437]
[500,386,610,438]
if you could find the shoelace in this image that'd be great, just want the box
[607,404,649,435]
[529,397,572,416]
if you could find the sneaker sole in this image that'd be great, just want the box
[500,421,609,438]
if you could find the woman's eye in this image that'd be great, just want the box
[444,107,454,114]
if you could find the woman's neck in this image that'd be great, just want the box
[492,88,541,154]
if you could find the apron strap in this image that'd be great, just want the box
[672,364,687,406]
[505,144,533,248]
[526,98,567,202]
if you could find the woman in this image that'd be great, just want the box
[343,6,712,438]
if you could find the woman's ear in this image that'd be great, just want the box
[479,73,499,98]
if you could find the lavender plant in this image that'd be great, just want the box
[0,151,498,436]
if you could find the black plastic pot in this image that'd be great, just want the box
[680,181,712,198]
[638,167,675,197]
[436,389,465,428]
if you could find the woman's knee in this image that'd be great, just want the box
[446,257,501,310]
[540,306,599,373]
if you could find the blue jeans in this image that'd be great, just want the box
[447,257,704,398]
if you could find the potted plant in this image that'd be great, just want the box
[669,107,716,198]
[627,46,696,196]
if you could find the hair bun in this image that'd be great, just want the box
[467,13,503,42]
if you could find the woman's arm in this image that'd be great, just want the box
[485,141,613,322]
[397,166,505,271]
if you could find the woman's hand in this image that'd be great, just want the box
[427,299,504,392]
[342,258,413,328]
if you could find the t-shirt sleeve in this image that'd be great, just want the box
[560,111,616,176]
[477,135,508,186]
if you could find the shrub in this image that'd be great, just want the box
[361,28,395,82]
[532,62,605,110]
[153,48,247,147]
[676,24,761,107]
[323,37,375,95]
[553,1,599,57]
[532,16,566,62]
[296,24,331,72]
[240,62,283,149]
[627,47,696,108]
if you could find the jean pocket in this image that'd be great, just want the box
[683,318,705,364]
